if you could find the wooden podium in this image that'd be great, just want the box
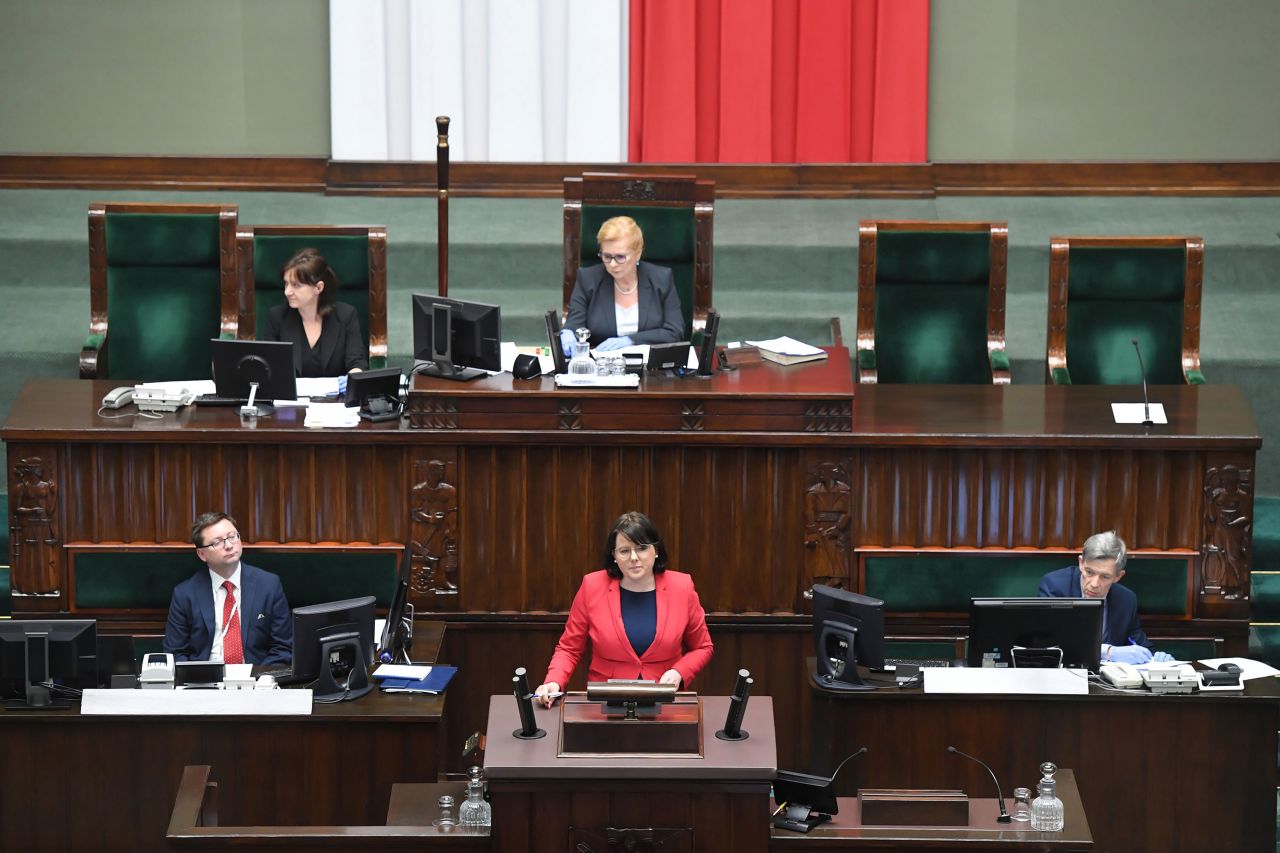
[483,694,776,852]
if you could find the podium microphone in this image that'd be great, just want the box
[947,746,1011,823]
[512,666,546,740]
[1131,337,1154,427]
[715,668,752,741]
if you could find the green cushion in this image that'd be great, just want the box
[1252,572,1280,621]
[72,550,399,610]
[251,235,373,352]
[1065,246,1189,385]
[871,231,993,384]
[1248,624,1280,668]
[865,553,1189,616]
[1253,497,1280,570]
[105,212,222,267]
[581,205,695,339]
[107,266,221,381]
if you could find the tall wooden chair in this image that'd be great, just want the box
[81,202,239,381]
[1046,236,1205,384]
[236,225,389,369]
[855,220,1009,384]
[563,172,714,339]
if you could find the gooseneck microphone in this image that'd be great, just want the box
[1131,337,1154,427]
[831,746,868,781]
[715,668,752,741]
[947,746,1011,823]
[512,666,546,740]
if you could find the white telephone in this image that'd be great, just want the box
[1099,662,1143,689]
[139,652,176,689]
[101,386,135,409]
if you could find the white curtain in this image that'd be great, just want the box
[330,0,628,162]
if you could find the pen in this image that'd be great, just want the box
[772,802,787,817]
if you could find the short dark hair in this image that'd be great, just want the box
[191,512,238,548]
[602,511,669,579]
[281,247,340,316]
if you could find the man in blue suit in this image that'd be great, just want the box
[163,512,292,665]
[1038,530,1172,665]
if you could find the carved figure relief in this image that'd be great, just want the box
[1203,464,1252,599]
[803,462,852,589]
[11,457,59,595]
[410,458,459,597]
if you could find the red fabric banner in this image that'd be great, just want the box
[629,0,929,163]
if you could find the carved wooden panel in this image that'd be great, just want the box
[8,450,61,600]
[409,452,460,609]
[1202,459,1253,606]
[802,457,854,590]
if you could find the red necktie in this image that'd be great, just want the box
[222,580,244,664]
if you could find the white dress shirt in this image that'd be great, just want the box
[208,564,243,663]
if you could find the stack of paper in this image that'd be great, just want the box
[745,336,827,366]
[303,403,361,429]
[373,663,458,694]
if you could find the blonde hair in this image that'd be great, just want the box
[596,216,644,255]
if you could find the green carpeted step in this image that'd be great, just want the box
[1255,497,1280,569]
[1249,624,1280,668]
[1254,572,1280,621]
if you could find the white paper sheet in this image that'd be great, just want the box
[1111,402,1168,424]
[373,664,433,680]
[745,336,824,357]
[924,667,1090,695]
[303,403,361,428]
[1198,656,1280,681]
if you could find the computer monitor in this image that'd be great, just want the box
[291,595,377,702]
[967,597,1105,672]
[696,308,721,377]
[810,584,885,692]
[543,309,568,375]
[412,294,501,381]
[0,619,97,709]
[210,338,298,402]
[377,577,413,664]
[343,366,403,421]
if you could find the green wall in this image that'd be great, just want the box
[0,0,330,157]
[929,0,1280,160]
[0,0,1277,160]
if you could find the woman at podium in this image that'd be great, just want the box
[266,248,367,377]
[560,216,685,353]
[534,511,714,706]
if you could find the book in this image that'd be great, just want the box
[746,336,828,366]
[377,665,457,694]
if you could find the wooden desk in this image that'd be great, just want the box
[770,769,1091,851]
[808,669,1278,852]
[483,694,777,853]
[0,687,444,853]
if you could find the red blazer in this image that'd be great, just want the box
[543,570,714,689]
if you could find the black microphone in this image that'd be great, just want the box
[830,746,868,781]
[947,746,1011,823]
[512,666,546,740]
[1131,337,1153,427]
[715,668,752,741]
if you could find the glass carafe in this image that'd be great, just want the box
[1030,761,1064,831]
[458,765,492,827]
[567,327,596,383]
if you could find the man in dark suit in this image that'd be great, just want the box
[163,512,292,665]
[1038,530,1172,665]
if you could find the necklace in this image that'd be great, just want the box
[614,280,638,295]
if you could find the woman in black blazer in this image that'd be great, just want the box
[562,216,685,353]
[266,248,367,377]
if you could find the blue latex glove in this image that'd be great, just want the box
[1110,644,1154,665]
[596,336,633,352]
[1152,651,1174,663]
[559,328,576,358]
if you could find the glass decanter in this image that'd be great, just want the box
[567,327,596,383]
[457,765,492,827]
[1030,761,1064,831]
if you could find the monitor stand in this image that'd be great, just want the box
[773,804,832,833]
[413,360,487,382]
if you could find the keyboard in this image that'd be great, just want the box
[194,394,249,407]
[883,658,953,670]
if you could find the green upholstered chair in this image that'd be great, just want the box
[855,220,1010,384]
[1046,236,1205,385]
[81,203,239,381]
[563,172,714,339]
[236,225,388,369]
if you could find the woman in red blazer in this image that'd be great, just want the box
[534,511,714,706]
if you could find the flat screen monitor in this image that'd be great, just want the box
[0,619,97,709]
[291,595,377,701]
[210,338,298,401]
[811,584,885,692]
[967,597,1105,672]
[343,366,403,421]
[696,308,720,377]
[412,294,501,381]
[378,577,412,664]
[543,309,568,375]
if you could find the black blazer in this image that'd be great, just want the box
[264,301,367,377]
[564,261,685,348]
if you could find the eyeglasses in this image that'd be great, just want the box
[599,252,630,265]
[613,543,654,560]
[200,531,241,550]
[283,280,315,290]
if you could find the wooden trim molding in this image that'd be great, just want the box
[1,155,1278,197]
